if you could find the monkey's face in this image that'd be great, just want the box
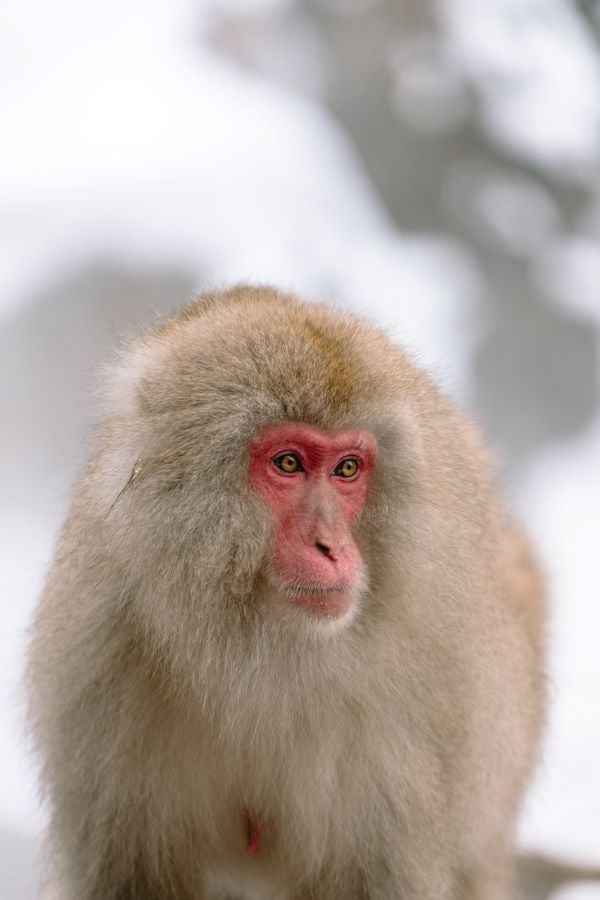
[250,422,377,623]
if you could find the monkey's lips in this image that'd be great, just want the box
[285,585,354,618]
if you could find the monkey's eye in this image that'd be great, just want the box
[273,453,304,474]
[334,458,359,479]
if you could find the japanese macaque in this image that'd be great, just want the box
[26,285,589,899]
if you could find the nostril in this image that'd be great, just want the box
[315,541,331,557]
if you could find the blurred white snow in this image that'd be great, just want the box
[1,1,599,897]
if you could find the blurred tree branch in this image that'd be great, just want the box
[212,0,600,473]
[575,0,600,42]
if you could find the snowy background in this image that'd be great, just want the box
[1,0,599,897]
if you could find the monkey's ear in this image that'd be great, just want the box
[128,457,146,484]
[104,456,147,519]
[104,449,184,518]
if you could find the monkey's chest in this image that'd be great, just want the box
[194,768,336,899]
[205,864,284,900]
[186,705,360,894]
[203,809,288,900]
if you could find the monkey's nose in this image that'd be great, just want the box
[315,540,331,557]
[315,540,339,561]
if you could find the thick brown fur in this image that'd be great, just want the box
[28,285,548,899]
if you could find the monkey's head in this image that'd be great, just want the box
[93,286,451,657]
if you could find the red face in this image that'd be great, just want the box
[249,423,377,620]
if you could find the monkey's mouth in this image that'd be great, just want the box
[284,584,354,618]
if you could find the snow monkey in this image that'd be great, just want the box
[27,285,593,899]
